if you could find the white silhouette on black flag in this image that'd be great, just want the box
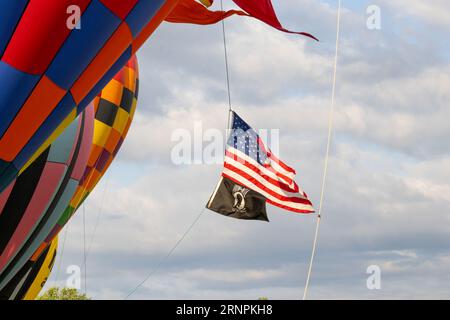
[206,177,269,222]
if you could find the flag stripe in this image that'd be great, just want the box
[223,170,314,212]
[263,159,295,187]
[269,154,296,177]
[225,151,301,194]
[226,147,295,189]
[266,199,314,214]
[223,164,311,206]
[222,164,311,206]
[256,136,295,174]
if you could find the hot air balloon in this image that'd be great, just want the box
[0,237,58,300]
[0,0,180,193]
[31,55,140,267]
[0,56,139,292]
[0,105,94,291]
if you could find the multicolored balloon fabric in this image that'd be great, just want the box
[0,0,179,193]
[0,237,58,300]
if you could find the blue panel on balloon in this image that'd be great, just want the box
[0,61,39,138]
[13,93,76,170]
[125,0,165,37]
[46,0,122,90]
[77,46,132,114]
[0,0,28,56]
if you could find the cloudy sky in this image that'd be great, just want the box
[45,0,450,299]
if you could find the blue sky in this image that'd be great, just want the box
[45,0,450,299]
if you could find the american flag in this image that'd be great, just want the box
[223,111,314,214]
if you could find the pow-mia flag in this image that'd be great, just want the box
[206,177,269,222]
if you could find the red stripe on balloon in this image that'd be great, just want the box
[1,0,91,75]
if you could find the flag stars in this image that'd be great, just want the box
[229,113,270,165]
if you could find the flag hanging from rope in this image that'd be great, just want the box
[207,176,269,221]
[165,0,318,41]
[207,111,314,217]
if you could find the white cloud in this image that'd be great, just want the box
[384,0,450,27]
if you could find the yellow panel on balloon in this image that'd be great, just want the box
[93,121,112,148]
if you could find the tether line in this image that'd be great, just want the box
[84,171,111,262]
[303,0,342,300]
[76,171,111,291]
[82,202,87,295]
[124,209,205,299]
[55,224,69,284]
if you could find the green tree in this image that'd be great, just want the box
[38,287,90,300]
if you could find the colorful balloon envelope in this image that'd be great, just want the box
[0,0,179,193]
[0,237,58,300]
[0,56,139,293]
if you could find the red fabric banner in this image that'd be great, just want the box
[166,0,317,41]
[165,0,248,25]
[232,0,318,40]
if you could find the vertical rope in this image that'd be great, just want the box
[82,203,87,295]
[55,224,69,284]
[303,0,341,300]
[85,171,111,261]
[220,0,232,113]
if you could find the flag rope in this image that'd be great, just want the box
[303,0,341,300]
[220,0,232,111]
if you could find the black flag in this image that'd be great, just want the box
[206,177,269,221]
